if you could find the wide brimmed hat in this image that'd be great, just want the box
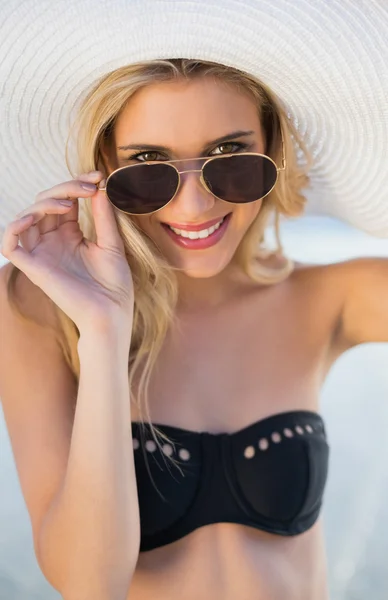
[0,0,387,243]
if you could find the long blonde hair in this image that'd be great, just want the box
[6,58,313,464]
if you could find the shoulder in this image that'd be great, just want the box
[292,256,388,292]
[290,257,372,281]
[292,257,388,346]
[290,256,386,296]
[0,262,59,330]
[329,257,388,345]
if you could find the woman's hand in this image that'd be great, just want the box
[1,171,134,332]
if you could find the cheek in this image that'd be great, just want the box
[236,201,263,229]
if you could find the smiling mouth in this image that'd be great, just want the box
[160,212,232,249]
[164,215,229,239]
[162,211,231,231]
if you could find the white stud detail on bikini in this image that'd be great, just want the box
[145,440,157,452]
[244,446,256,459]
[162,444,174,456]
[283,428,294,438]
[179,448,191,461]
[136,422,321,461]
[242,423,320,457]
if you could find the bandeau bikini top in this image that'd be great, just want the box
[131,410,330,552]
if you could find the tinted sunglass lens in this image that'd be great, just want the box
[203,155,278,203]
[106,163,179,214]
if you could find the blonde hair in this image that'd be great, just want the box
[6,58,313,471]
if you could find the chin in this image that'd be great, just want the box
[173,256,233,279]
[180,268,226,279]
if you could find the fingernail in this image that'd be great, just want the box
[81,183,97,191]
[59,200,73,206]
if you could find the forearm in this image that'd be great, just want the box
[38,323,140,599]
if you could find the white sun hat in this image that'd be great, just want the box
[0,0,387,244]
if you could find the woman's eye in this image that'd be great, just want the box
[211,142,245,155]
[126,142,246,162]
[127,151,162,162]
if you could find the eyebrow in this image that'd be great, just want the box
[117,130,255,153]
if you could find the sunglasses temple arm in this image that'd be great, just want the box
[279,135,287,171]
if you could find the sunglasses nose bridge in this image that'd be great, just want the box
[169,163,216,211]
[173,160,210,196]
[173,155,208,174]
[178,167,202,175]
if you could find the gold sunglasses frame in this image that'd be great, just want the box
[98,139,286,216]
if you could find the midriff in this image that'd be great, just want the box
[128,517,329,600]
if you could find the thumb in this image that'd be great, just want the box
[92,183,125,252]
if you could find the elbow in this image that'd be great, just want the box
[36,536,136,600]
[60,571,134,600]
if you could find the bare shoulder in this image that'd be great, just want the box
[0,261,59,330]
[289,257,365,305]
[291,256,386,289]
[291,256,388,346]
[291,257,357,283]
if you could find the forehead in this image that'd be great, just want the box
[114,77,264,152]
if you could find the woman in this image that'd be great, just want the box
[0,2,387,600]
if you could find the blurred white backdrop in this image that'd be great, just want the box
[1,215,388,600]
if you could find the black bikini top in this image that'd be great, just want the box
[131,410,330,552]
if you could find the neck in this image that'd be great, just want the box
[175,261,254,313]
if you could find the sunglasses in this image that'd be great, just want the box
[99,143,286,216]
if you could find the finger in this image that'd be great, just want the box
[32,184,93,234]
[18,200,74,237]
[35,178,99,204]
[58,171,102,227]
[57,197,78,228]
[0,215,39,276]
[45,178,96,231]
[92,183,125,252]
[38,210,59,236]
[57,172,103,228]
[18,215,45,251]
[17,200,78,252]
[7,173,103,247]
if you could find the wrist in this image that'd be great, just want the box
[77,314,133,348]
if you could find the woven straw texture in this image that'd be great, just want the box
[0,0,387,242]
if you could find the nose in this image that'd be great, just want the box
[169,169,216,220]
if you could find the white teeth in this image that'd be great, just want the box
[168,216,225,239]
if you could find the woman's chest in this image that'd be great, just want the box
[131,269,340,428]
[128,265,337,599]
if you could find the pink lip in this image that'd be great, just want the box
[161,212,231,250]
[162,214,230,231]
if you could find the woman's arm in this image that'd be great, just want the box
[335,257,388,346]
[37,324,140,600]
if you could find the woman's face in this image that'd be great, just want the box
[107,76,266,278]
